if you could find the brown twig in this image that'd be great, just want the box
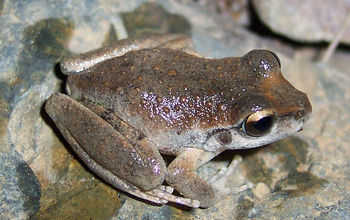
[321,11,350,63]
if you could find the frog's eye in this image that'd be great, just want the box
[243,110,275,137]
[266,50,281,68]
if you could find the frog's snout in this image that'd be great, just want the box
[295,92,312,123]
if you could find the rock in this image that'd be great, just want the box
[252,182,270,200]
[0,151,40,219]
[252,0,350,44]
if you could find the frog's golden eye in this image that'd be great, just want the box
[243,110,275,137]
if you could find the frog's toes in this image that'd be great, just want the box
[209,155,242,184]
[148,185,200,208]
[157,185,174,194]
[210,155,252,196]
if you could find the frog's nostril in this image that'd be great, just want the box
[295,110,305,121]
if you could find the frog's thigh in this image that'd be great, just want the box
[45,93,166,191]
[166,148,222,208]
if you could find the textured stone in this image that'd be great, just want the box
[0,151,40,219]
[252,0,350,44]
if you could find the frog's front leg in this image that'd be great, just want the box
[165,148,221,208]
[45,93,199,207]
[166,148,250,208]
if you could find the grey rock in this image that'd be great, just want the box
[0,150,40,219]
[252,0,350,44]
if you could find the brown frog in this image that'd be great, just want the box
[45,34,312,208]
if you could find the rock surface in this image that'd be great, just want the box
[252,0,350,44]
[1,0,350,219]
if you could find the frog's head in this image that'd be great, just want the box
[203,50,312,151]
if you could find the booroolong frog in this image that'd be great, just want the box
[46,34,311,208]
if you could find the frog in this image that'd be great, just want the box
[45,34,312,208]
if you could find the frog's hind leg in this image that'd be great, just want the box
[55,119,195,205]
[45,93,166,200]
[54,120,170,205]
[46,93,199,207]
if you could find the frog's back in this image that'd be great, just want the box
[67,48,247,132]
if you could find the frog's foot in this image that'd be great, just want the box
[109,181,200,208]
[209,155,253,196]
[146,185,200,208]
[114,182,200,208]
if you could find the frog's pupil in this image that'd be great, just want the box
[254,116,273,131]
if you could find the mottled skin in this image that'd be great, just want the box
[46,34,311,208]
